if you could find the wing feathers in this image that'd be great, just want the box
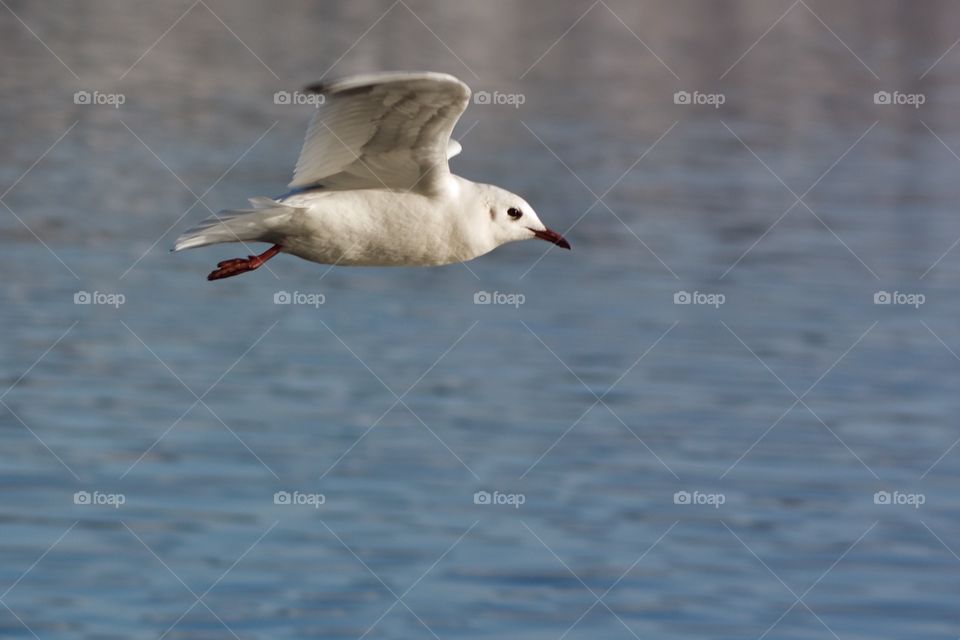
[288,72,470,193]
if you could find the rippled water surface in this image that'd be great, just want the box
[3,1,960,638]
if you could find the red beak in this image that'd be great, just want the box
[530,227,571,250]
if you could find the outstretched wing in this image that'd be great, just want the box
[289,71,471,193]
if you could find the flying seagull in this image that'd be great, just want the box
[173,71,570,280]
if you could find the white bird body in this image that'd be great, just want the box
[275,178,487,267]
[173,71,569,280]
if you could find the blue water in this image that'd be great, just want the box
[2,1,960,638]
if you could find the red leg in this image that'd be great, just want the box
[207,244,282,281]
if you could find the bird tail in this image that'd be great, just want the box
[173,197,296,251]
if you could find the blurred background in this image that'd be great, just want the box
[2,1,960,638]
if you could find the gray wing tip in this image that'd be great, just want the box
[303,81,373,97]
[302,80,329,94]
[302,71,467,96]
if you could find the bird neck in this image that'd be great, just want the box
[448,177,499,261]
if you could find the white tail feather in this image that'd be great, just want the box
[173,197,296,251]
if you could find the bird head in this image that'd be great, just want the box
[480,184,570,251]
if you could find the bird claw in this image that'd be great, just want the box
[207,245,282,281]
[216,257,250,269]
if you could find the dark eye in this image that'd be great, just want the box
[507,207,523,220]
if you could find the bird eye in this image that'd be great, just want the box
[507,207,523,220]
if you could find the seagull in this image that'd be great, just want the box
[173,71,570,280]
